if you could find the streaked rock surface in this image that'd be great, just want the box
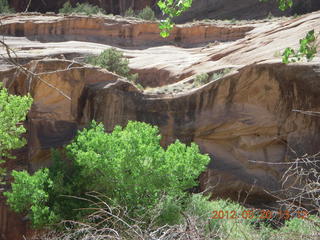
[0,11,319,239]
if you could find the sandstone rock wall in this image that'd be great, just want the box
[1,59,319,203]
[0,202,27,240]
[0,10,320,240]
[0,14,252,48]
[9,0,320,20]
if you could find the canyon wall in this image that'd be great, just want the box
[9,0,320,20]
[0,10,320,239]
[1,59,320,206]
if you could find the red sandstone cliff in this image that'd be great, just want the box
[0,10,320,239]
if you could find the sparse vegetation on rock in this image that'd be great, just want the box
[194,73,209,87]
[85,48,138,83]
[194,68,232,87]
[59,1,105,15]
[0,0,13,13]
[137,6,157,21]
[124,7,135,17]
[124,6,156,21]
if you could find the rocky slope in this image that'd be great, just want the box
[0,11,320,239]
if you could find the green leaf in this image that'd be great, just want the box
[281,29,318,64]
[0,84,32,184]
[5,120,210,227]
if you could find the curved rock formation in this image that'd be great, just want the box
[2,59,319,198]
[0,14,252,48]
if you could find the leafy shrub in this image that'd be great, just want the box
[157,0,191,37]
[85,48,138,83]
[59,1,105,15]
[137,6,156,21]
[67,120,210,212]
[282,30,318,63]
[212,68,232,80]
[193,73,209,87]
[0,0,13,13]
[194,69,232,87]
[58,1,72,14]
[0,84,32,184]
[135,83,144,90]
[4,169,56,228]
[5,120,210,228]
[124,7,135,17]
[155,196,183,226]
[278,216,320,237]
[267,12,274,19]
[124,6,156,21]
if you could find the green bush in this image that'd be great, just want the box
[183,194,218,236]
[0,0,14,13]
[5,120,210,228]
[267,11,274,19]
[212,68,232,81]
[67,120,210,212]
[85,48,138,83]
[4,169,56,228]
[194,69,232,87]
[193,73,209,87]
[137,6,156,21]
[282,30,318,63]
[0,84,32,184]
[59,1,72,14]
[277,216,320,239]
[59,1,105,15]
[124,6,156,21]
[155,196,183,226]
[124,7,135,17]
[183,195,259,239]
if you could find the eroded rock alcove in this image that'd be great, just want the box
[0,11,320,239]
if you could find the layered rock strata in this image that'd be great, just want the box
[0,11,320,239]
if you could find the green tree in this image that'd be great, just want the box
[0,0,14,13]
[0,84,32,185]
[4,120,210,228]
[4,169,56,228]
